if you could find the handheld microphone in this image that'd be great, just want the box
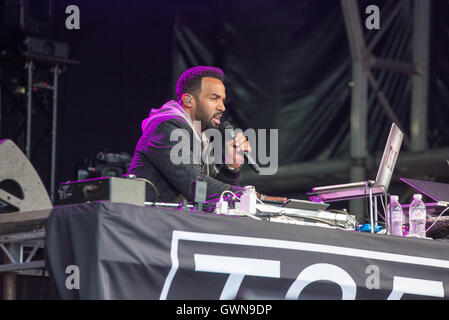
[220,121,261,174]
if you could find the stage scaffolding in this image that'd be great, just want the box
[244,0,443,224]
[0,208,50,300]
[0,51,79,203]
[0,51,77,300]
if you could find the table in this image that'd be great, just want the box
[45,201,449,300]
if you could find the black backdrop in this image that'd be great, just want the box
[1,0,449,197]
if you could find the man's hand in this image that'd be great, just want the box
[224,131,251,170]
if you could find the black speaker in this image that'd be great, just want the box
[0,138,52,213]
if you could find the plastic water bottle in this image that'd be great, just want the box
[240,185,257,214]
[389,195,403,236]
[409,194,427,238]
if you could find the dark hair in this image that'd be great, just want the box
[176,66,224,103]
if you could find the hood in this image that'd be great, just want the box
[141,99,204,148]
[141,100,192,132]
[141,100,215,176]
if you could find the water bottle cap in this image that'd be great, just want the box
[391,195,399,201]
[243,185,255,193]
[413,194,422,200]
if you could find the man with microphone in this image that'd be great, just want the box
[127,66,253,203]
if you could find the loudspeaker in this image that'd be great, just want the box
[0,139,52,213]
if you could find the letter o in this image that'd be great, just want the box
[285,263,357,300]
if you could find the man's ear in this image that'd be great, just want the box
[181,93,194,107]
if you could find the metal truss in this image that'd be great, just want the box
[245,0,439,223]
[1,52,79,203]
[0,229,46,300]
[341,0,430,218]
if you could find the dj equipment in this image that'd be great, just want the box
[255,201,356,229]
[57,177,145,207]
[282,198,329,211]
[191,177,207,211]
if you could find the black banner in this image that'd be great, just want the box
[45,201,449,300]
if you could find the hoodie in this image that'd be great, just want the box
[128,100,241,203]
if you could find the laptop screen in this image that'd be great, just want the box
[400,178,449,204]
[374,123,404,190]
[309,123,403,202]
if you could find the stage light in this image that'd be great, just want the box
[75,151,132,180]
[22,36,69,59]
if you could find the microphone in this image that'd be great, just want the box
[220,121,261,174]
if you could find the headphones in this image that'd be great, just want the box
[186,96,192,103]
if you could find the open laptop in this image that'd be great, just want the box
[400,178,449,207]
[308,123,404,202]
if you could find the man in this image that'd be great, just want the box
[127,66,250,203]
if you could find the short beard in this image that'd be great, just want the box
[195,101,221,131]
[194,106,209,131]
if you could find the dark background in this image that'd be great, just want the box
[1,0,449,201]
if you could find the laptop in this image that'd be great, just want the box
[308,123,404,202]
[400,178,449,207]
[282,198,329,211]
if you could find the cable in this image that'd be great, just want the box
[219,190,240,202]
[425,206,449,233]
[379,195,388,220]
[135,177,159,206]
[257,197,273,208]
[379,195,389,231]
[219,190,264,220]
[241,211,263,221]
